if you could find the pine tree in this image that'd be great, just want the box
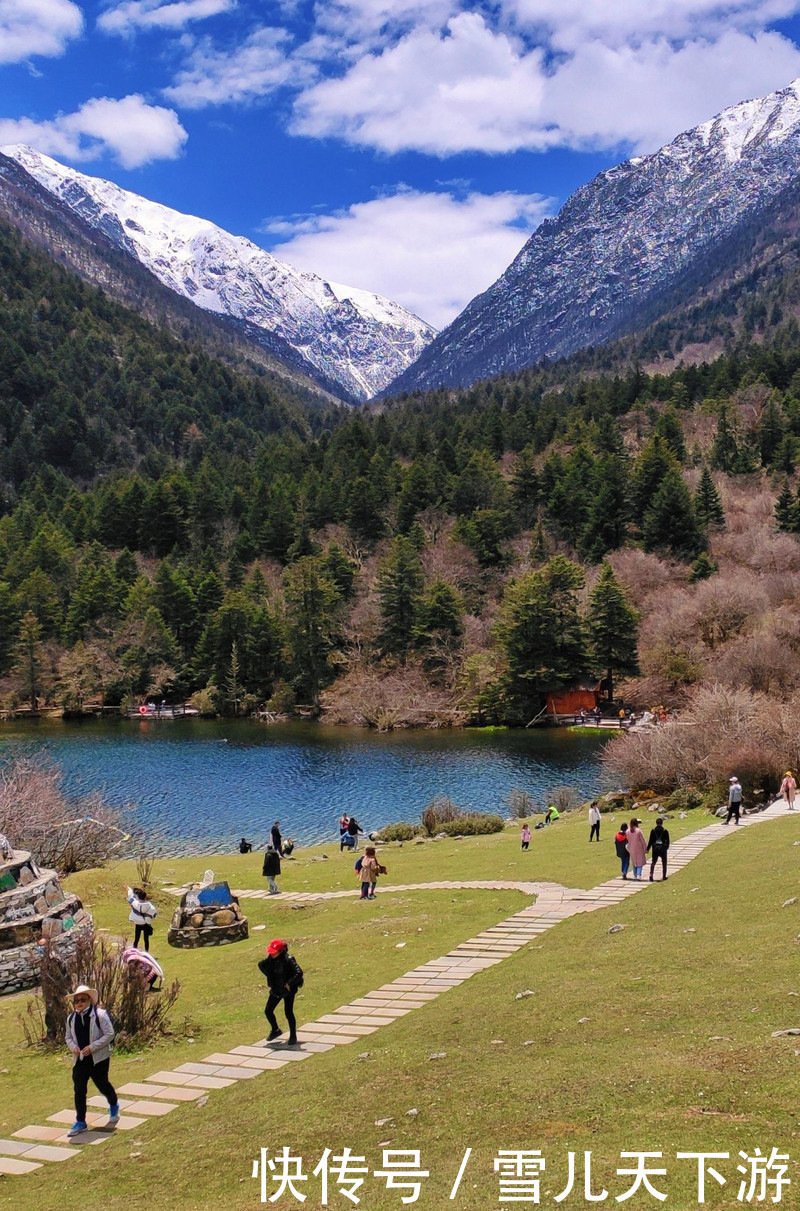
[642,467,704,559]
[13,611,46,710]
[688,552,718,583]
[496,556,589,723]
[586,563,639,702]
[653,406,686,463]
[775,481,797,532]
[376,537,424,662]
[694,467,725,530]
[709,404,739,472]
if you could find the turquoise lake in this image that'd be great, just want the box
[0,719,612,855]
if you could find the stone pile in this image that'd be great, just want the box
[168,880,248,949]
[0,847,92,996]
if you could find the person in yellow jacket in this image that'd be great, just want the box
[544,805,560,825]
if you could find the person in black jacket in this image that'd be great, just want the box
[646,818,670,881]
[270,821,284,855]
[346,816,364,850]
[258,939,303,1045]
[262,846,281,894]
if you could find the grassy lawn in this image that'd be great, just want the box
[4,805,794,1209]
[138,805,717,896]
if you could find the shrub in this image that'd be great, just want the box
[662,786,705,812]
[544,786,582,813]
[0,754,124,874]
[438,814,505,836]
[376,821,423,842]
[421,796,462,836]
[508,788,536,818]
[22,930,180,1050]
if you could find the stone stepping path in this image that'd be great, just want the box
[6,801,791,1180]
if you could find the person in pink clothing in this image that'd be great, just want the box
[780,772,796,811]
[521,823,531,851]
[626,818,647,880]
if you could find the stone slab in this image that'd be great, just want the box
[174,1062,222,1076]
[13,1126,69,1142]
[18,1144,77,1162]
[236,1056,291,1070]
[0,1139,36,1156]
[183,1075,236,1089]
[123,1101,178,1117]
[0,1156,42,1174]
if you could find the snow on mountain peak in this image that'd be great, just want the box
[1,145,435,402]
[385,75,800,396]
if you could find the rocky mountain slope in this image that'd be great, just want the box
[1,146,435,403]
[386,78,800,396]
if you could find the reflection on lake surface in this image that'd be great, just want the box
[0,719,613,856]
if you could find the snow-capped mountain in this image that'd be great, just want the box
[1,146,435,403]
[386,77,800,396]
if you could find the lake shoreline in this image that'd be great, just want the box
[0,717,612,855]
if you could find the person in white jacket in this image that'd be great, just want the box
[588,802,602,842]
[126,885,158,951]
[65,984,118,1137]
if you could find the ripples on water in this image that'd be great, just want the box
[0,719,613,856]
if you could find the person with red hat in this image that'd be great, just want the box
[258,939,303,1046]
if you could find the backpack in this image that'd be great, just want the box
[354,856,363,875]
[289,956,304,989]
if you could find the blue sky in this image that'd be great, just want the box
[3,2,800,328]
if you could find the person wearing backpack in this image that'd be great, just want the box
[65,985,118,1137]
[357,846,386,900]
[646,818,670,881]
[126,885,158,951]
[258,939,303,1046]
[614,822,630,879]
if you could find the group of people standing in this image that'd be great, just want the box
[614,817,670,881]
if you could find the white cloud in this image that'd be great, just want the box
[264,187,554,328]
[291,9,800,154]
[544,29,800,152]
[509,0,800,49]
[98,0,236,36]
[0,95,188,168]
[163,27,300,107]
[0,0,83,64]
[292,13,551,154]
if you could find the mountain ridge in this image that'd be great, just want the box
[1,145,435,403]
[384,77,800,397]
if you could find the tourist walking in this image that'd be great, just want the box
[589,802,601,842]
[521,822,531,850]
[781,771,797,811]
[725,777,743,826]
[614,822,630,879]
[646,818,670,881]
[259,939,303,1046]
[65,985,118,1137]
[357,846,386,899]
[271,821,284,856]
[126,885,157,951]
[626,818,647,880]
[262,844,281,894]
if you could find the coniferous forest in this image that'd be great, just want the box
[4,217,800,726]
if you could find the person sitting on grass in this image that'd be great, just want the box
[544,804,560,825]
[258,939,303,1046]
[66,985,118,1137]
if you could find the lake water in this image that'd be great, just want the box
[0,719,612,856]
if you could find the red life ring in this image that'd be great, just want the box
[138,705,148,716]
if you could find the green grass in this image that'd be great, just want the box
[5,806,793,1209]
